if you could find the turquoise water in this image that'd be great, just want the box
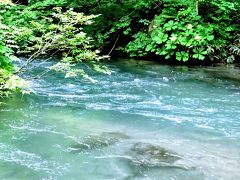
[0,59,240,180]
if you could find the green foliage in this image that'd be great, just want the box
[11,0,238,63]
[0,39,28,97]
[0,42,13,97]
[126,6,212,61]
[125,0,239,62]
[0,4,24,97]
[68,0,162,54]
[1,1,111,85]
[63,0,238,62]
[0,0,112,97]
[0,42,13,72]
[0,40,29,97]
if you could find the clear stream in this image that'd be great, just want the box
[0,59,240,180]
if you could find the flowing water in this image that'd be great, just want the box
[0,59,240,180]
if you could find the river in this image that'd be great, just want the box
[0,59,240,179]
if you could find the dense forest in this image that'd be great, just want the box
[0,0,239,97]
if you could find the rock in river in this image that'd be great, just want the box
[129,142,181,167]
[69,132,130,153]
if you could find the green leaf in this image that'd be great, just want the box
[193,54,205,60]
[166,42,177,50]
[198,54,205,60]
[145,44,153,52]
[207,35,214,41]
[152,33,168,44]
[176,51,189,61]
[159,50,168,55]
[164,20,176,31]
[165,54,171,59]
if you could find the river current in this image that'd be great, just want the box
[0,59,240,179]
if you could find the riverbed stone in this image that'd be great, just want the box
[69,132,130,153]
[129,142,181,167]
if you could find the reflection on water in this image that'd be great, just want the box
[0,59,240,179]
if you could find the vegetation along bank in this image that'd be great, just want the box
[0,0,239,96]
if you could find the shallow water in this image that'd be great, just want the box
[0,59,240,180]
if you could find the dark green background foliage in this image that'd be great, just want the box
[41,0,238,62]
[84,0,239,62]
[3,0,240,62]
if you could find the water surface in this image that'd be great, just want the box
[0,59,240,180]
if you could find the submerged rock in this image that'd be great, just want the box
[129,142,181,167]
[69,132,130,153]
[118,142,184,179]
